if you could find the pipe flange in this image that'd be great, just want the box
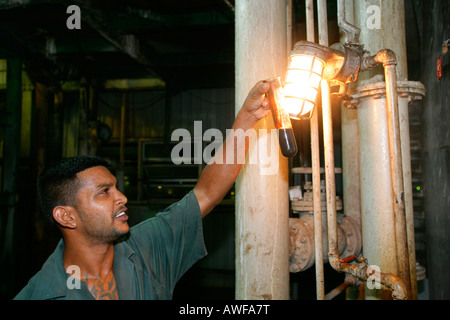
[339,215,362,259]
[344,81,426,108]
[289,218,315,272]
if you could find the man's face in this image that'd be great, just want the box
[74,166,129,244]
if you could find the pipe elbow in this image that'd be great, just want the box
[379,273,408,300]
[329,255,341,271]
[375,49,397,66]
[332,257,409,300]
[360,49,397,71]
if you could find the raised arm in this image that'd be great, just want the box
[193,80,272,217]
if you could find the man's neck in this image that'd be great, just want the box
[63,236,119,299]
[63,236,114,275]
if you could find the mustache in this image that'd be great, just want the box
[112,206,128,218]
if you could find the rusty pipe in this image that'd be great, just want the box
[321,79,339,262]
[337,0,360,44]
[361,49,396,71]
[329,259,408,300]
[380,51,412,299]
[325,275,358,300]
[305,0,325,301]
[314,0,329,300]
[305,0,315,42]
[317,0,328,46]
[361,49,412,298]
[323,50,409,300]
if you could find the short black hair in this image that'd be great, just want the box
[38,155,109,224]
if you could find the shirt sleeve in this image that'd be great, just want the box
[126,190,207,292]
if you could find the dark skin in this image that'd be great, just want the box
[52,80,272,299]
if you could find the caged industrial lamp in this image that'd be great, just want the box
[283,43,327,119]
[269,40,363,157]
[283,40,362,119]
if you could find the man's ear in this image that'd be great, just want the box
[53,206,77,229]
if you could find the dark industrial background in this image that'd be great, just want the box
[0,0,448,300]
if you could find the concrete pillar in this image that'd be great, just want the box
[235,0,290,300]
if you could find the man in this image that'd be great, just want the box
[14,80,273,300]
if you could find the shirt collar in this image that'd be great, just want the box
[30,239,69,299]
[32,238,139,300]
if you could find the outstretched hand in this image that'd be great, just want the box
[240,78,279,123]
[194,78,281,218]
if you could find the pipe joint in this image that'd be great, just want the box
[380,273,408,300]
[328,253,342,271]
[375,49,397,67]
[360,49,397,72]
[332,258,408,300]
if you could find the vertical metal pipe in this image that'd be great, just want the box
[305,0,315,42]
[286,0,293,53]
[311,78,325,301]
[317,0,329,46]
[235,0,290,300]
[317,0,337,300]
[381,57,412,299]
[321,80,339,259]
[399,92,418,300]
[306,0,325,300]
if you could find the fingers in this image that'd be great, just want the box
[260,79,280,110]
[249,77,279,98]
[240,78,280,122]
[262,77,281,89]
[242,81,267,110]
[249,80,270,101]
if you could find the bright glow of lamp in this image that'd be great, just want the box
[283,54,325,119]
[281,41,360,119]
[269,41,362,157]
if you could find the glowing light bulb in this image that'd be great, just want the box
[282,54,325,119]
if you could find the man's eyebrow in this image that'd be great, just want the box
[95,180,118,190]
